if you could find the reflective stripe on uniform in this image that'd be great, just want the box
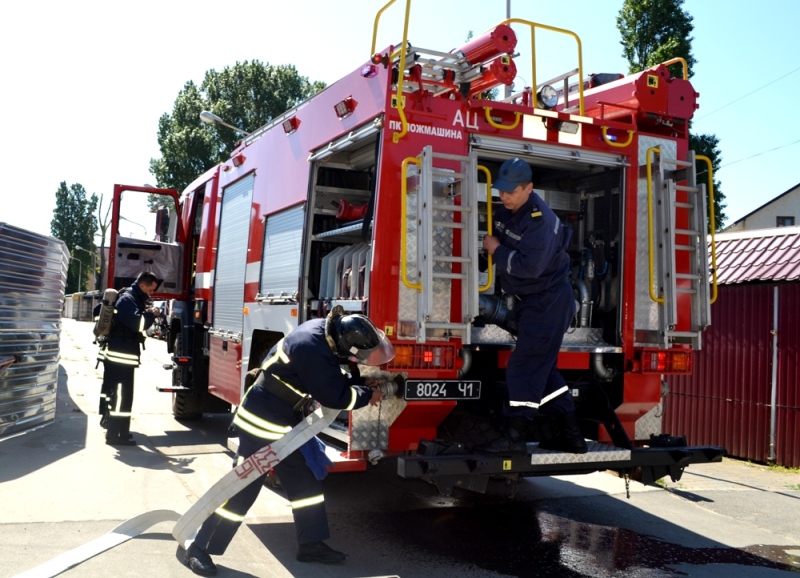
[103,349,140,366]
[260,339,290,369]
[259,340,307,400]
[345,387,358,411]
[214,504,245,523]
[509,400,540,409]
[509,385,568,410]
[109,382,132,417]
[505,250,517,274]
[290,494,324,510]
[233,406,292,441]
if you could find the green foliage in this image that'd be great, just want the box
[616,0,696,79]
[50,182,98,293]
[149,81,216,193]
[691,133,727,232]
[150,61,326,192]
[617,0,726,230]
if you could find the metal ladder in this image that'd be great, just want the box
[650,149,711,349]
[410,146,480,343]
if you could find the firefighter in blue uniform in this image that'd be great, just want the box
[479,158,587,455]
[100,271,159,446]
[183,306,395,576]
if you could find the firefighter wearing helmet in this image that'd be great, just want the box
[182,306,394,576]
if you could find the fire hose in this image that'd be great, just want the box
[13,406,340,578]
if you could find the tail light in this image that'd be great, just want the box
[639,349,693,374]
[387,343,457,372]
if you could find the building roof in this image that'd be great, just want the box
[723,181,800,230]
[712,226,800,284]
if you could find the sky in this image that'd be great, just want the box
[2,0,799,239]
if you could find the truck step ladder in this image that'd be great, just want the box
[651,150,711,349]
[407,146,480,343]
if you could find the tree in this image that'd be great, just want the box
[51,182,98,293]
[691,133,727,230]
[617,0,725,231]
[96,194,112,291]
[617,0,696,79]
[150,60,326,192]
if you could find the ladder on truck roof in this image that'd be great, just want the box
[401,147,480,344]
[647,149,712,350]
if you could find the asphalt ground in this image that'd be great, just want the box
[1,319,799,578]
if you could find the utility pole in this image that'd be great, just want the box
[74,245,96,291]
[69,255,82,293]
[505,0,511,100]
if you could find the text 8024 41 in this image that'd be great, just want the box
[403,380,481,401]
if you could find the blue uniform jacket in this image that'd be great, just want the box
[242,318,373,428]
[492,191,571,296]
[106,284,155,364]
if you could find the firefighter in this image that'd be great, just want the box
[479,158,588,455]
[99,271,159,446]
[182,306,395,576]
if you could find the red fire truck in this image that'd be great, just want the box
[107,4,723,494]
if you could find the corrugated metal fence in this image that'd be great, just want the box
[0,223,68,439]
[665,283,800,468]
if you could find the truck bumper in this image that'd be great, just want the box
[397,439,725,495]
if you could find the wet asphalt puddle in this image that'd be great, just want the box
[347,502,800,577]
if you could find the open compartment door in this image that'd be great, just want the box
[108,184,185,299]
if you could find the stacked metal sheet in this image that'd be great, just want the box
[0,223,68,439]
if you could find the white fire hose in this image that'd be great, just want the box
[14,406,339,578]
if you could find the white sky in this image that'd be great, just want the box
[2,0,799,238]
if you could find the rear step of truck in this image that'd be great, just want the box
[398,438,725,495]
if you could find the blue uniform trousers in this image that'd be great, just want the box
[103,361,135,440]
[193,426,329,555]
[506,279,576,418]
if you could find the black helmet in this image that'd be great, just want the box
[327,308,395,366]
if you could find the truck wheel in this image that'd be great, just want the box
[171,334,203,420]
[172,391,203,420]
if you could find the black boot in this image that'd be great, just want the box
[105,420,136,446]
[476,416,530,454]
[183,543,217,576]
[297,541,347,564]
[537,412,588,454]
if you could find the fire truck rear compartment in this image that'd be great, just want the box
[303,133,635,461]
[304,136,378,320]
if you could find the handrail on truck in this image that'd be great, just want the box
[696,154,719,304]
[500,18,585,116]
[400,155,422,291]
[646,147,719,306]
[477,165,494,293]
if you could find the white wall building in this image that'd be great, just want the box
[724,182,800,232]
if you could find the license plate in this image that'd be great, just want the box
[404,380,481,400]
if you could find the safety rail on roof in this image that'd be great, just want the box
[372,1,589,142]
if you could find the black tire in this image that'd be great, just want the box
[171,334,203,420]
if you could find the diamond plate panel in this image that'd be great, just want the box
[529,441,630,464]
[634,402,663,440]
[398,168,460,340]
[399,189,420,326]
[350,396,407,450]
[471,324,515,344]
[472,326,620,352]
[635,136,676,344]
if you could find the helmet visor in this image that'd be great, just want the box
[350,330,395,366]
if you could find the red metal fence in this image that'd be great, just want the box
[665,283,800,468]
